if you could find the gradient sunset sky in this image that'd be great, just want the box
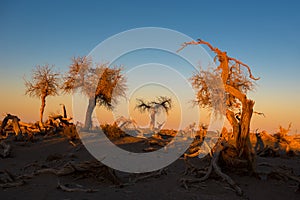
[0,0,299,134]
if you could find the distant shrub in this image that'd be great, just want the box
[101,123,126,140]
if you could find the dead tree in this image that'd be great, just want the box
[24,65,60,124]
[0,114,22,136]
[135,96,172,130]
[254,129,265,153]
[179,39,260,172]
[60,104,67,118]
[62,56,126,130]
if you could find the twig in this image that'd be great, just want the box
[69,140,77,147]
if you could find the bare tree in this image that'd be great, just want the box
[179,39,259,172]
[24,65,60,124]
[136,96,172,130]
[62,56,126,130]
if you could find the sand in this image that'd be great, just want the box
[1,134,300,200]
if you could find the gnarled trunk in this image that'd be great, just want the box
[238,99,255,171]
[226,110,240,144]
[84,97,96,130]
[226,100,255,171]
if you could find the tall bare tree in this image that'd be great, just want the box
[62,56,126,130]
[136,96,172,130]
[24,65,60,124]
[179,39,259,171]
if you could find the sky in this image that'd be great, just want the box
[0,0,299,134]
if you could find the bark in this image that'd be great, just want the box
[238,99,255,171]
[40,94,46,124]
[226,110,240,145]
[84,97,96,130]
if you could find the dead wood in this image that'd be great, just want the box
[126,168,167,186]
[33,160,120,185]
[181,140,243,196]
[0,141,11,158]
[143,147,157,152]
[60,104,67,118]
[179,39,258,173]
[48,114,72,126]
[257,163,300,186]
[57,180,98,192]
[0,170,25,188]
[0,114,22,136]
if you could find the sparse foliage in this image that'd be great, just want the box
[62,56,126,129]
[179,39,259,172]
[136,96,172,130]
[24,65,60,123]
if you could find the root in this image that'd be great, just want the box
[23,160,121,185]
[0,170,24,188]
[57,180,98,192]
[181,140,243,196]
[257,163,300,183]
[126,168,167,185]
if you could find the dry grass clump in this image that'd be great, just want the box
[100,123,126,140]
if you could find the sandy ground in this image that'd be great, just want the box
[1,135,300,200]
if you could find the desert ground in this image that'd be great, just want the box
[1,121,300,200]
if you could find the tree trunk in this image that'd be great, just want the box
[226,110,240,145]
[84,97,96,130]
[149,108,156,130]
[238,99,255,171]
[40,95,46,124]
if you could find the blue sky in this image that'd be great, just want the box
[0,0,299,133]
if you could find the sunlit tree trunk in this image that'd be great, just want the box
[84,97,96,130]
[226,110,240,143]
[238,99,255,171]
[40,94,46,124]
